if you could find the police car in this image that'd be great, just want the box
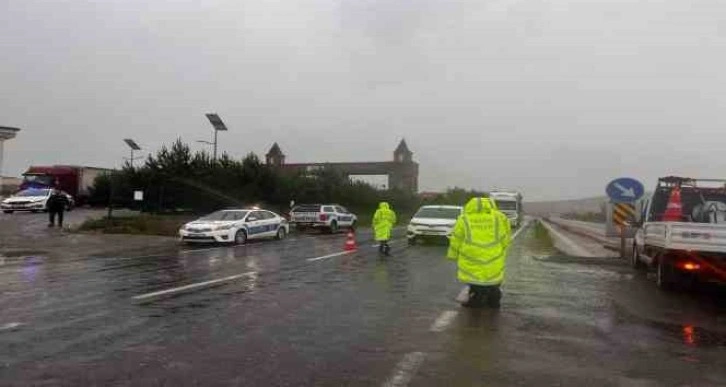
[290,204,357,233]
[179,208,289,244]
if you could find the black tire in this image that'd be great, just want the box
[350,220,357,230]
[656,260,678,291]
[276,227,287,240]
[408,237,417,246]
[31,210,39,213]
[2,210,12,214]
[631,243,647,271]
[234,230,248,245]
[329,221,338,234]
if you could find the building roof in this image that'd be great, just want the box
[266,142,284,156]
[394,139,411,154]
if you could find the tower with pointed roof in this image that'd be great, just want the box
[393,139,413,163]
[266,142,285,167]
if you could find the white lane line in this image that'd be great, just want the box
[132,271,256,300]
[306,250,354,262]
[539,220,595,257]
[429,310,458,332]
[0,322,24,332]
[382,352,426,387]
[512,220,530,241]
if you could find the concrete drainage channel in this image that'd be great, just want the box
[538,219,597,258]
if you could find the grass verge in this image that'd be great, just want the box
[77,215,194,237]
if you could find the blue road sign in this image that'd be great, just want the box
[606,177,644,203]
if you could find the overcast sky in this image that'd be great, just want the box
[1,0,725,200]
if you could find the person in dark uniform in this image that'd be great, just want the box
[47,189,69,228]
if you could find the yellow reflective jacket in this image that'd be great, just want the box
[447,198,512,286]
[373,202,397,241]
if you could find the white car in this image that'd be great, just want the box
[179,208,289,244]
[407,205,463,245]
[1,188,74,214]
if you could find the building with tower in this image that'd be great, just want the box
[266,139,419,193]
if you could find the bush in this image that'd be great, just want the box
[78,215,194,237]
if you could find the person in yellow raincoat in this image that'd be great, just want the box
[447,197,512,308]
[373,202,397,255]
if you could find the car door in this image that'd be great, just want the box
[335,206,353,227]
[245,211,266,239]
[263,211,282,237]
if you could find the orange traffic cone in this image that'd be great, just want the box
[662,186,683,222]
[344,230,358,251]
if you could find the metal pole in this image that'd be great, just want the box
[213,129,218,161]
[620,225,626,259]
[107,174,114,220]
[0,140,4,196]
[130,149,134,169]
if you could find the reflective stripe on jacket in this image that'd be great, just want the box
[447,197,512,286]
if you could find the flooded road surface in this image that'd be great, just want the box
[1,222,725,385]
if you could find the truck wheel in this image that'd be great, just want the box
[656,261,678,291]
[631,243,646,272]
[329,221,338,234]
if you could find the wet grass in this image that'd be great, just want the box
[525,220,556,255]
[77,214,194,237]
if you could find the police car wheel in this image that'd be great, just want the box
[234,230,248,245]
[276,227,287,240]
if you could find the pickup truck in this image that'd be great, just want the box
[633,176,726,289]
[290,204,357,233]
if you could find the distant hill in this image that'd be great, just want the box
[524,196,607,216]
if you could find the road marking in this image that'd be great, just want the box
[430,310,458,332]
[306,250,354,262]
[539,220,595,257]
[512,220,530,241]
[0,322,24,332]
[132,271,257,300]
[382,352,426,387]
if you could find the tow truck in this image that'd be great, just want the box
[632,176,726,289]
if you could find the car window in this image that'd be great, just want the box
[233,211,247,221]
[335,206,347,213]
[322,206,334,213]
[264,211,277,219]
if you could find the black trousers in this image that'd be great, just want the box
[467,285,501,308]
[49,210,64,226]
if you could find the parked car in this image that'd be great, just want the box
[290,204,357,233]
[407,205,463,245]
[1,188,74,214]
[179,208,289,245]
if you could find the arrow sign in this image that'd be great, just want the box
[606,177,644,203]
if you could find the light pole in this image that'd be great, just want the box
[0,126,20,196]
[123,138,141,169]
[204,113,228,161]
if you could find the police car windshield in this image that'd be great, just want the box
[495,201,517,211]
[200,210,247,221]
[16,188,50,197]
[414,207,461,219]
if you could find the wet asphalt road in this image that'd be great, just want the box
[1,220,726,386]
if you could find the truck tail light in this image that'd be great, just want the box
[681,262,701,271]
[320,214,328,221]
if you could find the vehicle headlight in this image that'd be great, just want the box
[214,224,235,231]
